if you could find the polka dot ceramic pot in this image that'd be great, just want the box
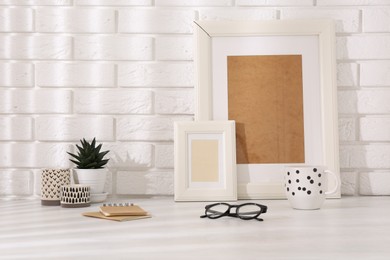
[285,166,339,210]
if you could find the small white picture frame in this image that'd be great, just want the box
[174,121,237,201]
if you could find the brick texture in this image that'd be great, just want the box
[0,0,389,197]
[199,8,277,20]
[0,117,32,140]
[281,8,360,33]
[36,63,115,87]
[363,8,390,32]
[0,63,33,87]
[74,36,153,60]
[0,8,33,32]
[0,90,72,114]
[74,90,153,114]
[35,8,115,33]
[0,35,72,59]
[35,116,114,141]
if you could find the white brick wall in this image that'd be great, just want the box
[363,8,390,32]
[0,8,33,32]
[360,61,390,86]
[35,116,114,141]
[0,170,32,196]
[35,8,115,33]
[1,1,390,198]
[74,90,153,114]
[116,171,174,195]
[0,90,72,113]
[199,8,277,21]
[36,63,115,87]
[155,0,232,6]
[337,63,359,87]
[0,63,33,87]
[155,37,193,60]
[0,117,33,140]
[155,90,194,114]
[74,36,153,60]
[337,35,390,60]
[118,63,194,87]
[118,10,196,33]
[281,8,360,33]
[0,35,72,59]
[237,0,313,6]
[117,116,192,141]
[0,143,72,168]
[75,0,152,6]
[155,144,174,168]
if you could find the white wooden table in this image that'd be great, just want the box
[1,196,389,259]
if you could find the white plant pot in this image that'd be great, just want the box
[73,168,108,194]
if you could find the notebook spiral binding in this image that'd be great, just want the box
[102,202,134,207]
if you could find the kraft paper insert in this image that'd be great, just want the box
[227,55,305,164]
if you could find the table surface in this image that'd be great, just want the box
[1,196,390,260]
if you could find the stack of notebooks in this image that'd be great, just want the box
[83,203,151,222]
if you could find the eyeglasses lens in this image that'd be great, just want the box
[237,204,261,219]
[206,204,229,218]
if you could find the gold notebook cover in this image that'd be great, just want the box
[99,204,148,217]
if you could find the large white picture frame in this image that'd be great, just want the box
[174,121,237,201]
[194,20,340,199]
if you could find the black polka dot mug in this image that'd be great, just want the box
[285,166,339,210]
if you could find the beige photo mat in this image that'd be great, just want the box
[191,139,220,182]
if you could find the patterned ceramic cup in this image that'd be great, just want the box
[284,166,339,210]
[41,169,71,206]
[61,185,90,208]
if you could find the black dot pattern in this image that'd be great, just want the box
[60,185,90,205]
[285,167,326,197]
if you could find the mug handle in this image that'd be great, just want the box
[324,170,340,195]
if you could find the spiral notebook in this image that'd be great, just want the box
[82,212,151,222]
[82,203,150,222]
[99,203,148,217]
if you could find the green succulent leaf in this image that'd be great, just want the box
[67,138,110,169]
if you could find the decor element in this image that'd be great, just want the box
[200,202,268,221]
[174,121,236,201]
[67,138,109,169]
[284,166,340,210]
[194,19,340,199]
[61,184,91,208]
[41,169,71,206]
[68,138,110,201]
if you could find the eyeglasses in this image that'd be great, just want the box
[200,202,268,221]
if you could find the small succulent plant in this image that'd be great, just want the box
[67,138,110,169]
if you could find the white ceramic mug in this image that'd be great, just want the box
[284,166,339,210]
